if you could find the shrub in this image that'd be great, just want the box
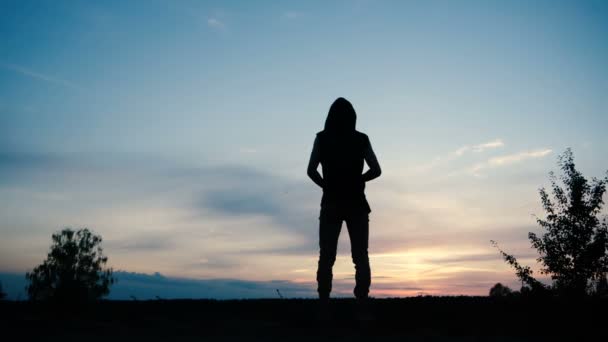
[489,283,513,297]
[26,228,114,302]
[493,149,608,297]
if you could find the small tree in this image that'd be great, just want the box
[489,283,513,297]
[494,149,608,297]
[26,228,114,302]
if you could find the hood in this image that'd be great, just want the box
[324,97,357,133]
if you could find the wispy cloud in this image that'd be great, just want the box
[413,138,505,173]
[470,148,553,176]
[484,149,553,168]
[454,139,504,156]
[207,17,224,30]
[0,62,82,90]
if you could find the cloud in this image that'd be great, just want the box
[488,149,553,166]
[0,272,27,300]
[0,151,61,169]
[454,139,505,156]
[0,150,319,260]
[0,62,82,90]
[207,17,224,29]
[105,232,176,251]
[185,164,317,230]
[191,164,319,252]
[0,151,68,185]
[202,189,281,216]
[0,271,316,300]
[453,146,470,157]
[470,149,553,176]
[0,149,543,296]
[471,139,505,152]
[185,165,299,219]
[420,251,537,265]
[106,271,316,299]
[412,138,505,173]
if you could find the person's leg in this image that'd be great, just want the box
[316,211,342,300]
[345,213,371,299]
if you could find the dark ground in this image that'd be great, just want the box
[1,296,606,341]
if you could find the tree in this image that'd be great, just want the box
[494,149,608,297]
[489,283,513,297]
[26,228,115,302]
[492,240,549,295]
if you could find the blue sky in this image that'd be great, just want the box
[1,0,607,299]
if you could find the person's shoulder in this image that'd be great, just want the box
[355,131,371,149]
[314,131,326,145]
[355,130,368,138]
[355,130,370,141]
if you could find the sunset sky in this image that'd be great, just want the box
[1,0,607,299]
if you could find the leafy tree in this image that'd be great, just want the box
[26,228,115,302]
[489,283,513,297]
[492,240,549,294]
[494,149,608,297]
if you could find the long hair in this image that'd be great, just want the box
[324,97,357,134]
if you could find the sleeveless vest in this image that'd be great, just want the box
[317,130,371,217]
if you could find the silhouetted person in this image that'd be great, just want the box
[307,97,381,304]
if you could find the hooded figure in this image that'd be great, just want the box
[307,97,381,303]
[316,97,373,214]
[324,97,357,133]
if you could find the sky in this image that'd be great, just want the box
[1,0,607,299]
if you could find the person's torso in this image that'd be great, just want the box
[317,130,371,215]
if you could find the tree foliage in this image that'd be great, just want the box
[489,283,513,297]
[26,228,114,302]
[494,149,608,297]
[491,240,548,294]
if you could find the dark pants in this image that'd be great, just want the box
[316,210,371,299]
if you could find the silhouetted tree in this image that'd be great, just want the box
[489,283,513,297]
[26,228,114,302]
[494,149,608,297]
[492,240,549,294]
[0,281,6,300]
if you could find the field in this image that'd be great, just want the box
[1,296,606,341]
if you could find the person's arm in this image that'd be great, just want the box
[307,136,325,189]
[362,138,381,182]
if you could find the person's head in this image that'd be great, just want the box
[324,97,356,133]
